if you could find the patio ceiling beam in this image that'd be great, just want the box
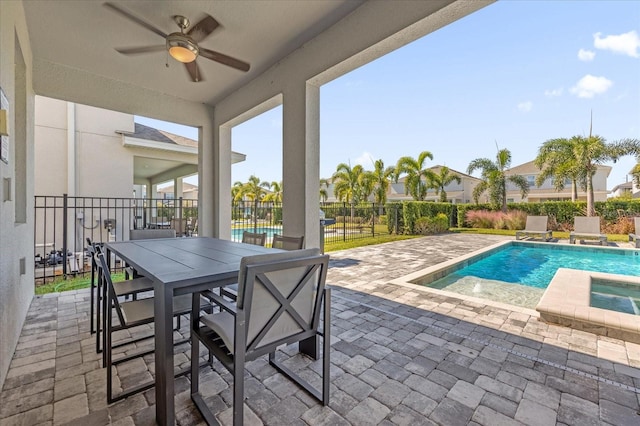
[148,164,198,186]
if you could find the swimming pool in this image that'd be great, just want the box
[231,226,282,241]
[404,241,640,309]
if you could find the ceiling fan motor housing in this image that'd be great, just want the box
[166,33,199,63]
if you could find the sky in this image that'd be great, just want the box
[136,0,640,192]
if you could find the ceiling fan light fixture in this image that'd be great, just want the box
[166,33,198,63]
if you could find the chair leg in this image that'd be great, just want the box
[90,263,95,334]
[322,288,331,405]
[233,356,244,426]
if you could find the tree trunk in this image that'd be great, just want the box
[571,180,577,202]
[586,175,595,216]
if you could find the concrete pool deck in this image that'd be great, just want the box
[2,233,640,425]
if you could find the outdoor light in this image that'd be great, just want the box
[166,33,198,63]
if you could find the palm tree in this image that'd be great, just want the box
[319,178,330,203]
[395,151,437,201]
[534,138,584,202]
[332,162,364,218]
[467,148,529,212]
[263,181,283,203]
[431,166,461,202]
[235,175,270,230]
[369,159,395,215]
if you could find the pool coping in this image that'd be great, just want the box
[537,268,640,344]
[388,240,538,316]
[389,239,640,328]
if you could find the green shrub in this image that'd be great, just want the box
[378,215,387,225]
[414,213,449,235]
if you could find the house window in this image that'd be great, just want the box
[527,175,535,187]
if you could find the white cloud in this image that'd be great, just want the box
[517,101,532,112]
[353,152,375,168]
[593,30,640,58]
[578,48,595,61]
[570,74,613,98]
[544,88,563,97]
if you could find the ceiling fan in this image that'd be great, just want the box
[104,2,250,82]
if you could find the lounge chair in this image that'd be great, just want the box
[629,217,640,248]
[515,216,552,241]
[569,216,607,246]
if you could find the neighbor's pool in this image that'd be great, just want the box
[411,242,640,309]
[231,226,282,241]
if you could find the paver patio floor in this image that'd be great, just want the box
[2,234,640,425]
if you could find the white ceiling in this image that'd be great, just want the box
[23,0,365,106]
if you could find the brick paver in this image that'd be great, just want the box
[2,234,640,425]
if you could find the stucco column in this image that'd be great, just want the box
[282,83,320,248]
[206,108,231,239]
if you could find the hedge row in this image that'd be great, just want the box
[385,201,453,234]
[456,200,640,227]
[382,200,640,235]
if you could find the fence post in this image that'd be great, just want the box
[343,202,346,242]
[62,193,68,277]
[372,203,375,237]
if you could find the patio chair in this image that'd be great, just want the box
[515,216,552,241]
[241,230,267,246]
[190,248,331,425]
[126,228,177,279]
[92,244,155,363]
[96,251,195,403]
[629,217,640,248]
[272,233,305,250]
[569,216,607,246]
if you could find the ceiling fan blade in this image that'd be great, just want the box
[116,45,166,55]
[200,48,250,72]
[185,61,205,82]
[104,2,167,39]
[187,14,219,43]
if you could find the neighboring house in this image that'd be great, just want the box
[34,96,245,245]
[504,160,611,203]
[322,165,484,204]
[610,181,633,198]
[157,182,199,200]
[35,96,246,199]
[389,165,484,203]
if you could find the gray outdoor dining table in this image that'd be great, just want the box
[104,237,285,426]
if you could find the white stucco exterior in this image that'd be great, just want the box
[0,0,494,391]
[0,0,35,389]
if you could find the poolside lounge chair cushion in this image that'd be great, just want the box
[570,217,607,246]
[515,216,552,241]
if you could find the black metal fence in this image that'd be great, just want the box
[34,195,198,282]
[34,196,397,283]
[320,202,393,245]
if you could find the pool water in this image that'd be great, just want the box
[591,279,640,315]
[231,227,282,241]
[418,244,640,309]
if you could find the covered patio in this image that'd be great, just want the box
[2,235,640,425]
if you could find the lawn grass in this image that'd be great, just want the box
[35,272,126,295]
[324,234,418,252]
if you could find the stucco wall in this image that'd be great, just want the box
[0,0,35,390]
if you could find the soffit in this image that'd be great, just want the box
[23,0,364,106]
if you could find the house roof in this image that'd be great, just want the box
[611,181,633,192]
[395,165,481,183]
[131,123,198,148]
[506,160,612,177]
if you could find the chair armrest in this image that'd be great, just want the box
[201,289,237,315]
